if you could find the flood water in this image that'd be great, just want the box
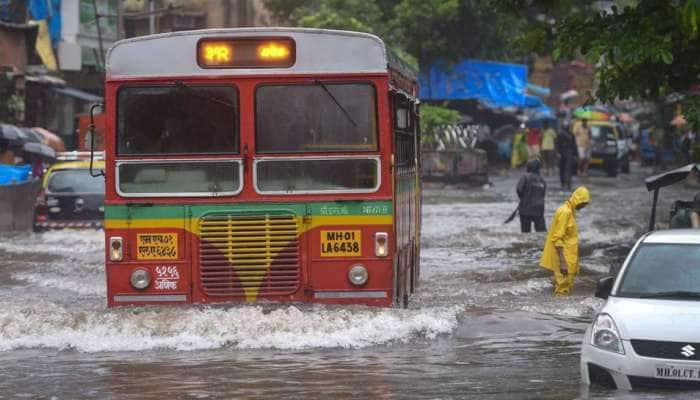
[0,165,697,399]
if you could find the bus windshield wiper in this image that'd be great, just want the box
[637,291,700,299]
[313,79,357,127]
[173,80,237,112]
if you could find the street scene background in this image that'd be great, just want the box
[3,0,700,399]
[0,167,696,399]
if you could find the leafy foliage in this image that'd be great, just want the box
[262,0,526,68]
[554,2,698,101]
[263,0,383,34]
[420,104,461,145]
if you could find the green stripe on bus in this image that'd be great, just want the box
[105,200,393,220]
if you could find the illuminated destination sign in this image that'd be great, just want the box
[198,38,295,68]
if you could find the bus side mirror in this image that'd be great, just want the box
[595,276,615,299]
[89,103,105,178]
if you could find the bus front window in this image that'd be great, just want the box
[118,85,238,155]
[255,83,377,153]
[254,83,379,194]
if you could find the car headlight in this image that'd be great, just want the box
[130,268,151,290]
[348,264,368,286]
[591,313,625,354]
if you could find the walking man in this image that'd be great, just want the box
[539,186,590,296]
[555,125,577,190]
[574,119,592,176]
[516,159,547,233]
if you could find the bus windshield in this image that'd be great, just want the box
[255,83,377,153]
[117,85,238,155]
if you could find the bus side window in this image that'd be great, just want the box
[396,107,409,130]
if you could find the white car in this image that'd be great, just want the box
[581,229,700,390]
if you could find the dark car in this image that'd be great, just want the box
[34,160,105,230]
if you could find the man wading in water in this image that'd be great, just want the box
[516,159,547,233]
[539,186,590,296]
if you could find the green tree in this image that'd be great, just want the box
[493,1,700,126]
[391,0,525,69]
[263,0,384,34]
[554,2,700,101]
[263,0,526,70]
[420,104,461,147]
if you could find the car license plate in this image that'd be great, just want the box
[320,230,361,257]
[136,233,178,260]
[655,364,700,380]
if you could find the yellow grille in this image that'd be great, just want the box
[198,213,301,298]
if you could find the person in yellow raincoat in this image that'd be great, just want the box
[510,125,528,168]
[539,186,590,295]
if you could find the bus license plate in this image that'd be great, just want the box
[136,233,178,260]
[655,364,700,380]
[320,230,361,257]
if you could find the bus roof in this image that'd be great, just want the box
[107,28,414,80]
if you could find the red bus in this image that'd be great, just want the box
[102,28,420,307]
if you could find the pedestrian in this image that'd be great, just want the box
[555,125,577,190]
[511,124,528,168]
[516,159,547,233]
[541,121,557,175]
[539,186,590,296]
[691,192,700,228]
[682,127,696,164]
[573,119,591,176]
[526,125,541,160]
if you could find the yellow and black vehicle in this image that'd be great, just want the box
[572,119,631,177]
[34,153,105,230]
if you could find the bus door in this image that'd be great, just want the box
[391,91,417,306]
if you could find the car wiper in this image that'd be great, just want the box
[173,81,237,112]
[636,291,700,299]
[313,79,357,127]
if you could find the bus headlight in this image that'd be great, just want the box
[375,232,389,257]
[109,237,123,261]
[130,268,151,290]
[348,265,368,286]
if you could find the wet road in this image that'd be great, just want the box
[0,164,697,399]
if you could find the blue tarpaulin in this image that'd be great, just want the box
[28,0,60,44]
[0,164,31,185]
[420,60,529,108]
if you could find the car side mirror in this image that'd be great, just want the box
[595,276,615,299]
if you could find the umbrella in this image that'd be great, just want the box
[573,107,610,121]
[18,127,42,143]
[618,113,635,123]
[0,124,23,144]
[670,114,687,127]
[30,127,65,152]
[22,142,56,160]
[560,90,579,100]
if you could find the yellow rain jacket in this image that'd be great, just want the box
[540,187,590,294]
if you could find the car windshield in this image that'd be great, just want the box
[255,83,377,153]
[117,85,238,155]
[47,169,105,194]
[590,125,615,141]
[617,243,700,299]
